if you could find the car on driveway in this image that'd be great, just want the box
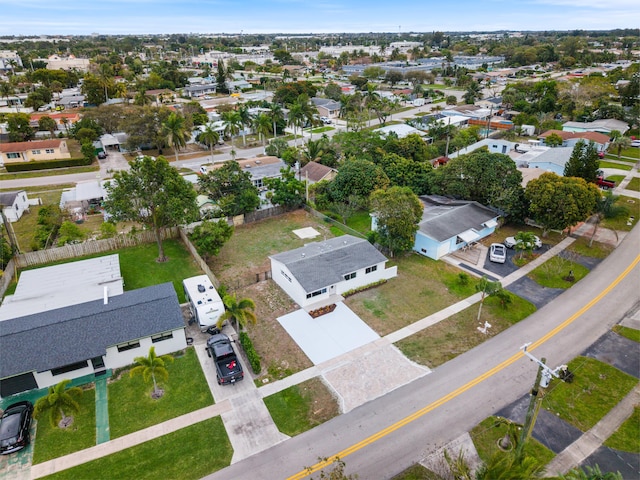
[504,235,542,249]
[630,140,640,148]
[97,151,107,159]
[0,401,33,455]
[489,243,507,263]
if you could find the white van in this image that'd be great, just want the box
[182,275,225,331]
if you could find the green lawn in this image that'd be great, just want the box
[612,325,640,343]
[528,257,589,288]
[345,210,372,234]
[604,407,640,453]
[0,164,99,181]
[603,154,637,164]
[391,464,439,480]
[617,147,640,159]
[601,195,639,231]
[605,175,626,184]
[41,417,232,480]
[624,176,640,192]
[264,377,340,436]
[32,386,97,464]
[566,237,613,259]
[598,161,633,171]
[108,347,213,438]
[542,357,637,431]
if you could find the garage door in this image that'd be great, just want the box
[0,372,38,397]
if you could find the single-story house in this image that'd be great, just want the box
[538,130,610,152]
[200,156,286,191]
[0,190,36,223]
[270,235,397,308]
[184,84,217,98]
[0,256,186,398]
[299,161,337,184]
[0,139,71,165]
[30,112,81,130]
[311,97,341,118]
[562,119,629,135]
[514,146,574,176]
[375,123,428,139]
[145,89,177,103]
[413,195,500,260]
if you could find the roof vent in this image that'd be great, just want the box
[301,253,305,257]
[197,284,206,293]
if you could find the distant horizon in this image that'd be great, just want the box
[2,0,639,37]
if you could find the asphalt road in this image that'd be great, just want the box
[207,223,640,480]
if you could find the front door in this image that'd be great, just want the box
[91,356,106,376]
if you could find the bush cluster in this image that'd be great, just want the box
[239,331,261,374]
[5,157,92,172]
[342,279,387,298]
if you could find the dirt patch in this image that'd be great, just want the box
[299,377,340,426]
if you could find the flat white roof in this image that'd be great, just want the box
[0,254,123,321]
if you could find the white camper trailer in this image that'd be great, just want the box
[182,275,224,331]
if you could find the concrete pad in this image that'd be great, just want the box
[292,227,320,239]
[278,303,380,365]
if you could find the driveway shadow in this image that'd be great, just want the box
[506,277,565,309]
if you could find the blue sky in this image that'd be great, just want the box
[1,0,638,36]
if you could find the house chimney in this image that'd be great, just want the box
[104,286,109,305]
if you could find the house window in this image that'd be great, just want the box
[306,288,327,299]
[32,149,41,154]
[117,340,141,352]
[51,360,88,376]
[365,265,378,274]
[45,149,54,154]
[281,270,292,282]
[152,332,173,343]
[7,153,19,159]
[344,272,356,281]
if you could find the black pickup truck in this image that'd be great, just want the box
[206,334,244,385]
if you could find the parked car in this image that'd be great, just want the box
[0,401,33,455]
[504,235,542,250]
[206,334,244,385]
[630,140,640,148]
[489,243,507,264]
[320,116,332,125]
[97,151,107,159]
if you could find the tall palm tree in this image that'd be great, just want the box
[363,84,380,126]
[0,81,12,106]
[130,346,174,397]
[589,192,625,246]
[236,104,252,147]
[221,110,242,150]
[287,101,305,147]
[609,133,631,159]
[269,103,285,139]
[134,90,153,106]
[199,124,220,160]
[162,112,188,162]
[216,294,257,331]
[254,113,272,145]
[34,379,83,428]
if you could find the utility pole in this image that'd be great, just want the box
[515,343,570,463]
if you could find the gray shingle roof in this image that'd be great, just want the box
[418,197,498,242]
[0,283,184,378]
[270,235,387,293]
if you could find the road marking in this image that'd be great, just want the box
[289,254,640,479]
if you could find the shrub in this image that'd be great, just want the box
[5,157,92,172]
[239,331,261,374]
[57,220,85,246]
[99,222,117,239]
[457,272,470,286]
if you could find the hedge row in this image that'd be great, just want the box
[342,279,388,298]
[239,331,261,374]
[5,157,92,172]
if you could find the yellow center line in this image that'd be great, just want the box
[289,254,640,480]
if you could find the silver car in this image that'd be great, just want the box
[504,235,542,249]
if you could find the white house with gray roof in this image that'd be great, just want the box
[269,235,397,308]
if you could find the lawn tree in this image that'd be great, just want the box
[216,59,230,94]
[103,156,198,262]
[197,124,220,160]
[216,294,257,331]
[120,105,172,153]
[188,219,234,262]
[377,152,432,195]
[525,172,600,237]
[330,158,390,203]
[253,113,272,145]
[475,277,510,322]
[6,113,34,142]
[370,186,423,256]
[162,112,188,162]
[38,115,57,137]
[264,168,305,209]
[608,132,631,160]
[589,192,626,246]
[514,231,538,259]
[34,379,83,428]
[130,346,174,399]
[198,160,260,217]
[563,140,600,183]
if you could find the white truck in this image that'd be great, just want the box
[182,275,224,332]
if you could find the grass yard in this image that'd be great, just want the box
[345,210,372,234]
[612,325,640,343]
[624,176,640,192]
[604,407,640,453]
[42,417,232,480]
[617,147,640,159]
[395,292,536,368]
[391,465,439,480]
[32,386,96,464]
[598,161,633,171]
[603,155,637,164]
[0,164,99,181]
[528,257,589,288]
[605,174,626,184]
[263,377,340,436]
[602,195,639,231]
[470,416,554,466]
[566,237,614,259]
[542,357,637,432]
[108,347,213,438]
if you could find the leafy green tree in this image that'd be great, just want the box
[57,221,86,246]
[7,113,34,142]
[370,186,423,256]
[265,137,289,157]
[475,277,507,322]
[330,158,389,203]
[32,205,62,250]
[545,133,564,147]
[526,172,600,236]
[162,112,188,162]
[324,82,342,101]
[103,156,198,262]
[198,160,260,216]
[446,95,458,105]
[513,231,538,259]
[564,140,600,183]
[265,168,305,209]
[99,222,117,239]
[215,59,230,94]
[198,125,220,159]
[130,346,174,398]
[38,115,58,137]
[377,153,431,195]
[216,294,257,331]
[81,140,97,162]
[34,379,83,428]
[189,219,234,261]
[384,70,404,86]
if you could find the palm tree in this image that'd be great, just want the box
[0,81,12,106]
[269,103,285,139]
[514,231,538,259]
[609,133,631,159]
[589,192,625,246]
[130,346,174,398]
[560,465,622,480]
[199,124,220,160]
[216,294,257,332]
[363,84,380,126]
[162,112,188,162]
[287,101,306,147]
[254,113,272,145]
[237,104,252,147]
[34,379,83,428]
[134,91,153,106]
[221,110,242,150]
